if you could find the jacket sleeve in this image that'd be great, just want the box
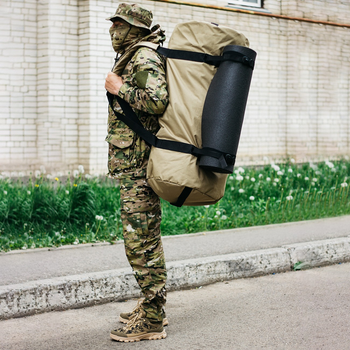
[117,47,169,115]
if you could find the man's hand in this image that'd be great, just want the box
[105,72,124,95]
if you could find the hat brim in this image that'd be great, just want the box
[105,14,151,30]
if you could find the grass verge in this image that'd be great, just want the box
[0,159,349,252]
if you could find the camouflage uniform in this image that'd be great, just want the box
[106,14,168,323]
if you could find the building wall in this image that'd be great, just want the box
[1,0,349,175]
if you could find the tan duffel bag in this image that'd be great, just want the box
[107,21,253,207]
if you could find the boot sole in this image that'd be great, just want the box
[110,330,167,342]
[119,316,169,326]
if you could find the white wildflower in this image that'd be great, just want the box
[245,176,250,180]
[238,213,244,218]
[231,187,234,191]
[297,174,301,178]
[309,163,318,170]
[341,182,348,187]
[305,177,309,181]
[277,171,283,176]
[22,244,28,250]
[204,205,210,208]
[95,215,104,221]
[40,166,46,174]
[291,158,295,163]
[65,190,69,195]
[73,238,79,245]
[237,167,245,173]
[273,183,277,186]
[311,182,315,186]
[266,177,271,182]
[229,176,234,180]
[274,178,279,182]
[288,168,293,173]
[238,189,245,193]
[272,164,280,171]
[286,196,293,201]
[259,174,263,178]
[221,215,227,220]
[73,170,79,178]
[236,175,244,181]
[249,196,255,200]
[35,170,41,178]
[325,161,334,168]
[27,191,31,195]
[47,174,52,179]
[3,190,7,195]
[312,178,317,182]
[85,174,92,179]
[78,165,85,174]
[216,210,221,215]
[251,177,256,182]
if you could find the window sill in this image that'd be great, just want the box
[226,4,272,14]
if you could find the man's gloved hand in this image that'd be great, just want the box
[105,72,123,95]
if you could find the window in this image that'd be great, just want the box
[228,0,262,8]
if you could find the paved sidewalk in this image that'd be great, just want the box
[1,215,350,320]
[1,262,350,350]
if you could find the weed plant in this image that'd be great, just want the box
[0,160,349,252]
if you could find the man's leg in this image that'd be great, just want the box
[119,173,167,323]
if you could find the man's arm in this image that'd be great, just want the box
[117,47,169,115]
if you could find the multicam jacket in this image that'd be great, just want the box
[106,44,168,178]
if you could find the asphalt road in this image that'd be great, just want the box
[1,262,350,350]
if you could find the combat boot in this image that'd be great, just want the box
[111,309,167,342]
[119,298,168,326]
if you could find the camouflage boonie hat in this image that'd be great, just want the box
[106,3,153,30]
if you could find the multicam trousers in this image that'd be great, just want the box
[118,171,167,322]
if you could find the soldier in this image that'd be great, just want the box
[104,3,169,343]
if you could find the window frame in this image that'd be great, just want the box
[228,0,262,9]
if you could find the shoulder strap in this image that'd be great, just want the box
[113,42,160,75]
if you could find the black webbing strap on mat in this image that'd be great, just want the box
[157,46,255,69]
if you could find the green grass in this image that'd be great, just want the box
[0,159,349,252]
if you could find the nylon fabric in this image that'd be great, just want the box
[147,21,250,205]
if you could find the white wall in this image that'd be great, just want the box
[1,0,349,174]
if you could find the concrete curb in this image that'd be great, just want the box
[1,236,350,320]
